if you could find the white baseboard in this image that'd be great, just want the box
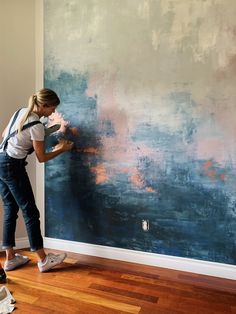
[0,237,29,251]
[44,237,236,280]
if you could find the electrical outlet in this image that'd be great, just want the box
[142,219,149,231]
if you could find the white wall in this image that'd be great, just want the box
[0,0,36,244]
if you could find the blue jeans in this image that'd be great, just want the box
[0,152,43,251]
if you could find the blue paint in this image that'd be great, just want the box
[99,119,116,137]
[44,70,236,265]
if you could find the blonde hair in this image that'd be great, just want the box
[18,88,60,133]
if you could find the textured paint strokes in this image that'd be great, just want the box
[44,0,236,265]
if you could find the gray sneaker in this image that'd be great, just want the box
[4,253,30,271]
[38,253,67,272]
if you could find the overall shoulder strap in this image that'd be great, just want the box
[0,120,42,151]
[0,108,22,150]
[8,109,22,134]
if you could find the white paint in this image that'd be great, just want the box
[44,237,236,280]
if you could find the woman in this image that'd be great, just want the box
[0,88,73,272]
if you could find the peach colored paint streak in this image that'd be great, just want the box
[202,160,215,179]
[129,173,144,189]
[207,170,216,179]
[125,167,154,190]
[90,164,108,185]
[203,160,213,172]
[146,187,155,193]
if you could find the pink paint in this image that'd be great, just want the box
[86,72,118,113]
[87,72,163,163]
[101,136,162,167]
[48,111,69,133]
[86,73,163,191]
[86,72,103,98]
[90,164,108,184]
[129,172,144,189]
[196,138,227,165]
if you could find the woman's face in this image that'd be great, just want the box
[42,105,57,117]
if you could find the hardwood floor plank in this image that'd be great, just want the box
[89,283,158,303]
[0,249,235,313]
[12,291,38,304]
[139,305,185,314]
[14,301,57,314]
[158,294,232,314]
[34,295,130,314]
[8,275,140,314]
[179,273,236,292]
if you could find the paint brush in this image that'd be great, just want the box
[44,124,61,136]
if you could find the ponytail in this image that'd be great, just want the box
[17,88,60,133]
[17,94,37,133]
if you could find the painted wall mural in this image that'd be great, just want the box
[44,0,236,265]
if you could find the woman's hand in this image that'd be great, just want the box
[52,138,74,152]
[33,138,74,163]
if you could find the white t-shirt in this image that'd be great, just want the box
[0,108,45,159]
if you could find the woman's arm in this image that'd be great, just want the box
[33,139,73,163]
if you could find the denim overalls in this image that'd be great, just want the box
[0,109,44,251]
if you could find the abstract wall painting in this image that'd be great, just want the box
[44,0,236,265]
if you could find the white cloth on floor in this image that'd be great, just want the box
[0,286,15,313]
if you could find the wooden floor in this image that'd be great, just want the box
[0,249,235,314]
